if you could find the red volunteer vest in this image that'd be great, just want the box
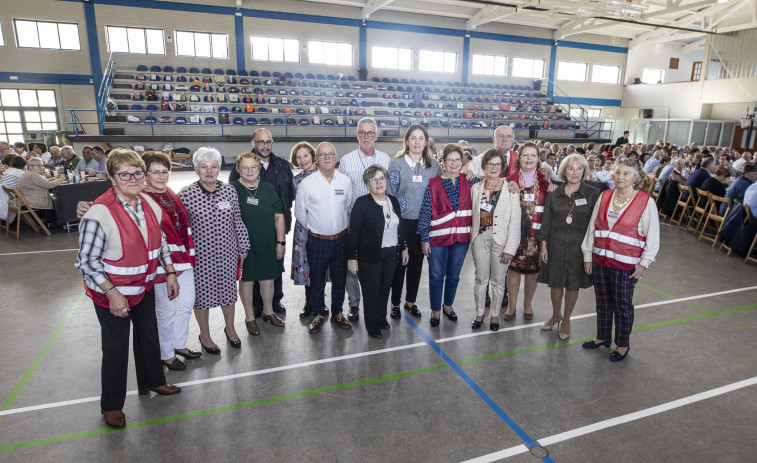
[428,174,473,247]
[146,188,195,283]
[83,189,162,307]
[592,189,650,270]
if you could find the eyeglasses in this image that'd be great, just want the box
[445,158,462,165]
[486,162,503,168]
[317,153,336,158]
[240,165,259,172]
[368,176,386,183]
[357,131,376,138]
[116,170,145,181]
[148,169,170,177]
[254,140,273,146]
[198,164,219,172]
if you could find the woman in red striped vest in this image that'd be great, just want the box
[76,149,181,428]
[142,151,199,371]
[581,157,660,362]
[417,143,480,327]
[503,142,554,322]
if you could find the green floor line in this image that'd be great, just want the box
[737,323,755,331]
[638,283,712,313]
[2,302,756,453]
[0,293,85,418]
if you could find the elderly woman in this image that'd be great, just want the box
[232,152,286,334]
[470,148,520,331]
[75,149,180,429]
[701,166,730,198]
[503,142,553,321]
[17,156,63,210]
[537,154,600,340]
[290,142,319,318]
[0,155,26,222]
[387,124,443,320]
[417,143,480,327]
[347,165,409,338]
[581,158,660,362]
[659,158,687,217]
[179,147,250,354]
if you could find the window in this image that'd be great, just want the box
[557,61,587,81]
[691,61,702,81]
[0,22,4,47]
[308,40,352,66]
[471,54,507,76]
[372,46,412,70]
[511,58,544,79]
[106,26,164,55]
[641,68,664,84]
[0,89,58,143]
[418,50,456,73]
[592,64,620,84]
[587,108,601,117]
[175,31,227,59]
[14,19,80,50]
[251,36,299,63]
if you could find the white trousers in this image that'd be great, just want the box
[471,229,509,318]
[154,268,195,361]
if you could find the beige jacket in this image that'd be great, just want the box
[17,171,63,209]
[470,181,521,255]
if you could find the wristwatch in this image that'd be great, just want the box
[276,241,286,246]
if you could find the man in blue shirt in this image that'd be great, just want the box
[685,157,715,201]
[722,164,757,215]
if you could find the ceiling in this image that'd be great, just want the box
[293,0,757,50]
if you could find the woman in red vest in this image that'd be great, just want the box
[503,142,553,321]
[581,158,660,362]
[142,152,200,370]
[76,149,181,428]
[417,143,480,327]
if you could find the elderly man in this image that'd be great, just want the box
[732,152,753,172]
[722,164,757,215]
[0,141,11,156]
[337,117,391,322]
[294,142,353,334]
[464,125,519,177]
[229,128,294,316]
[60,146,81,172]
[545,152,560,181]
[75,146,98,173]
[686,156,716,202]
[644,150,663,174]
[43,146,63,169]
[89,146,108,175]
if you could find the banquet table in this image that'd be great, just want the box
[52,179,111,231]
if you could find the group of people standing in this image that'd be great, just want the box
[75,119,660,428]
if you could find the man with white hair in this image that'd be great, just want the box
[0,141,10,155]
[464,125,519,178]
[732,152,753,172]
[43,146,63,169]
[644,150,663,174]
[294,142,354,334]
[60,146,81,172]
[338,117,391,322]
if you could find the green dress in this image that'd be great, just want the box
[232,179,284,281]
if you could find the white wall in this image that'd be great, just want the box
[552,47,625,100]
[625,43,703,84]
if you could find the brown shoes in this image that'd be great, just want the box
[161,358,186,371]
[246,319,260,336]
[102,409,126,428]
[331,313,353,330]
[348,306,360,322]
[262,312,285,327]
[309,315,324,334]
[138,384,181,396]
[503,310,516,321]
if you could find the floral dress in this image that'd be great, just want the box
[508,169,550,275]
[291,168,317,285]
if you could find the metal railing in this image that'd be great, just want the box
[95,51,116,134]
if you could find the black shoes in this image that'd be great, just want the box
[490,322,499,332]
[404,303,421,318]
[443,308,457,322]
[471,319,483,329]
[174,349,202,359]
[610,348,630,362]
[380,319,390,330]
[224,328,241,349]
[582,338,612,349]
[198,335,220,355]
[390,306,401,319]
[300,303,312,319]
[273,302,286,314]
[348,306,360,322]
[430,316,440,327]
[369,332,383,339]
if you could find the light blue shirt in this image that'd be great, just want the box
[659,164,675,183]
[744,181,757,212]
[643,157,660,174]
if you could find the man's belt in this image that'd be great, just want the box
[308,228,348,240]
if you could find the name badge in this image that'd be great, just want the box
[524,193,535,202]
[575,198,588,206]
[247,197,259,205]
[218,201,231,210]
[608,210,620,219]
[335,189,345,196]
[384,221,392,232]
[412,175,423,183]
[481,203,493,212]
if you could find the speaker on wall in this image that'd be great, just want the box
[642,109,653,119]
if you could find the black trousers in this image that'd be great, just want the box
[94,290,166,411]
[359,247,397,335]
[253,276,283,308]
[391,219,423,306]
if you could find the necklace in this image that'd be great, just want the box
[199,181,220,199]
[243,179,260,204]
[153,190,182,230]
[613,191,633,209]
[484,178,503,191]
[564,198,575,224]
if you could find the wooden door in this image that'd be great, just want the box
[732,125,755,150]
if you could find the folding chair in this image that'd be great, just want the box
[670,184,694,228]
[686,188,711,235]
[698,194,730,245]
[743,205,757,265]
[2,186,51,240]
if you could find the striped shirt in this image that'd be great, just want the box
[339,147,391,208]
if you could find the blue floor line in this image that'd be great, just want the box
[403,313,555,462]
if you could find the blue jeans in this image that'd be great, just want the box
[427,241,469,312]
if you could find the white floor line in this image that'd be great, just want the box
[0,249,78,257]
[2,285,756,418]
[461,376,757,463]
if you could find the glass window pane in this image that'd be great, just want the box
[107,27,129,53]
[338,43,351,66]
[40,111,57,122]
[0,22,4,47]
[194,33,211,57]
[127,28,146,54]
[372,46,385,68]
[0,124,5,133]
[42,122,58,130]
[26,122,42,131]
[6,123,22,133]
[37,90,56,107]
[1,90,19,106]
[385,47,397,69]
[269,38,284,61]
[8,134,24,145]
[19,90,38,107]
[15,20,40,48]
[175,31,194,56]
[252,36,268,60]
[398,48,411,70]
[308,41,323,63]
[283,39,298,62]
[211,34,227,59]
[494,56,506,76]
[444,53,455,73]
[321,42,336,65]
[0,112,4,121]
[145,29,164,54]
[38,22,61,49]
[472,55,483,75]
[484,55,494,75]
[4,111,21,122]
[58,23,80,50]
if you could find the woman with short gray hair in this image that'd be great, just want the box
[179,147,250,354]
[17,156,63,211]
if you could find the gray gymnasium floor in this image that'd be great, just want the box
[1,170,756,462]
